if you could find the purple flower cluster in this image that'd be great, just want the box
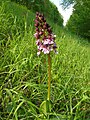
[34,12,57,55]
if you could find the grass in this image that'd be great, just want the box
[0,1,90,120]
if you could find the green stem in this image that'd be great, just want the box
[47,53,51,101]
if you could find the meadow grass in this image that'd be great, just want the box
[0,1,90,120]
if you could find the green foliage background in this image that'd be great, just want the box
[10,0,63,26]
[0,0,90,120]
[64,0,90,39]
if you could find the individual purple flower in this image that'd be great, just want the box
[37,50,41,56]
[34,32,40,39]
[43,39,54,45]
[34,12,57,55]
[42,47,49,54]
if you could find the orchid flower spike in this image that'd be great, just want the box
[34,12,57,55]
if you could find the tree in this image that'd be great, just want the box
[60,0,75,8]
[66,0,90,38]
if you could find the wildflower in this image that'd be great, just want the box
[34,12,57,55]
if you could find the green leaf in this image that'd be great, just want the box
[40,100,51,115]
[14,100,25,115]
